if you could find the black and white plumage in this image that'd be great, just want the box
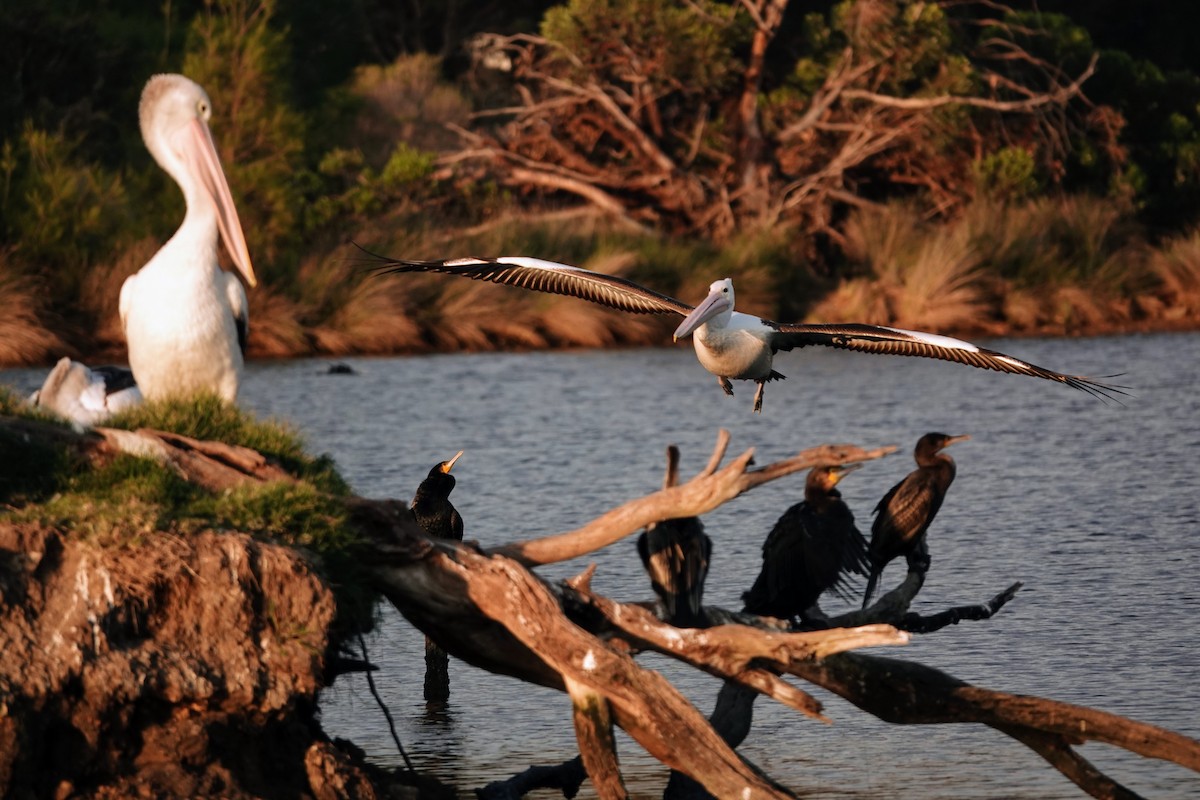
[365,254,1123,412]
[411,451,465,540]
[28,357,143,431]
[742,464,869,624]
[636,445,712,628]
[861,433,968,609]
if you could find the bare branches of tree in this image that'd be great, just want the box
[449,0,1111,241]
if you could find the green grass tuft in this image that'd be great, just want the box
[104,394,349,495]
[4,393,372,634]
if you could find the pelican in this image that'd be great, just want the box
[365,254,1122,412]
[28,357,142,432]
[119,74,256,402]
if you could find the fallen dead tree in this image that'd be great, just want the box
[10,416,1200,799]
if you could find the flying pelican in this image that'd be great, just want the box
[861,432,968,608]
[411,451,465,540]
[742,464,869,626]
[28,358,142,432]
[365,254,1121,411]
[119,73,256,402]
[636,445,712,628]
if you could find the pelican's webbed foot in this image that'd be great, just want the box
[718,376,735,396]
[752,379,766,413]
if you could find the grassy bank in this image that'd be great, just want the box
[4,196,1200,370]
[0,389,375,633]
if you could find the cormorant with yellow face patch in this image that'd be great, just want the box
[742,464,869,624]
[411,451,464,540]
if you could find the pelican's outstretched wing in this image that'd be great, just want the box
[770,322,1126,401]
[366,252,694,316]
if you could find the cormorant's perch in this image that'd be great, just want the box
[363,251,1124,412]
[636,445,712,628]
[742,464,870,625]
[862,433,968,608]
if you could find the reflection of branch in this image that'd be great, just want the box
[491,434,897,566]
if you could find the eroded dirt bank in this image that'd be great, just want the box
[0,522,388,799]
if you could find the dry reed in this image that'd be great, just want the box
[0,257,70,366]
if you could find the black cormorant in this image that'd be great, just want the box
[861,432,969,608]
[411,451,464,540]
[636,446,713,627]
[742,464,869,624]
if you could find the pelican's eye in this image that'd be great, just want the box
[197,100,210,118]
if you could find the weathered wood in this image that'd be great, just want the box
[563,675,627,799]
[493,434,896,566]
[14,414,1198,797]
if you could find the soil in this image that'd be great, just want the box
[0,521,424,799]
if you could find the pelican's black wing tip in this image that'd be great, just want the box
[1069,373,1132,405]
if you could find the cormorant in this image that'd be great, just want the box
[636,445,712,627]
[861,432,969,608]
[411,451,464,540]
[742,464,869,624]
[365,253,1122,412]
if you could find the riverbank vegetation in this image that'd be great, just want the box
[0,387,374,632]
[4,0,1200,367]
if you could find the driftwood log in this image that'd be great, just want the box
[16,417,1200,800]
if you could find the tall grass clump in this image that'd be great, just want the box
[810,203,985,331]
[1147,226,1200,318]
[0,257,70,365]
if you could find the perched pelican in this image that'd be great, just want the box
[28,357,142,431]
[742,464,869,625]
[862,432,968,608]
[411,451,465,540]
[636,445,712,628]
[119,74,256,402]
[365,254,1122,412]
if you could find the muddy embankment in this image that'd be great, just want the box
[0,521,396,799]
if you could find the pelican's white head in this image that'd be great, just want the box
[673,278,735,339]
[139,74,256,288]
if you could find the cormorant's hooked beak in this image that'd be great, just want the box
[439,450,465,474]
[944,434,971,448]
[829,462,863,484]
[673,288,731,340]
[180,116,257,288]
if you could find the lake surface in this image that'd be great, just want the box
[5,332,1199,798]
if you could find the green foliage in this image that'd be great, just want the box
[105,394,349,494]
[182,0,308,273]
[541,0,746,95]
[4,392,372,631]
[0,124,134,283]
[973,147,1042,202]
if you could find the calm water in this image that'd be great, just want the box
[5,332,1199,798]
